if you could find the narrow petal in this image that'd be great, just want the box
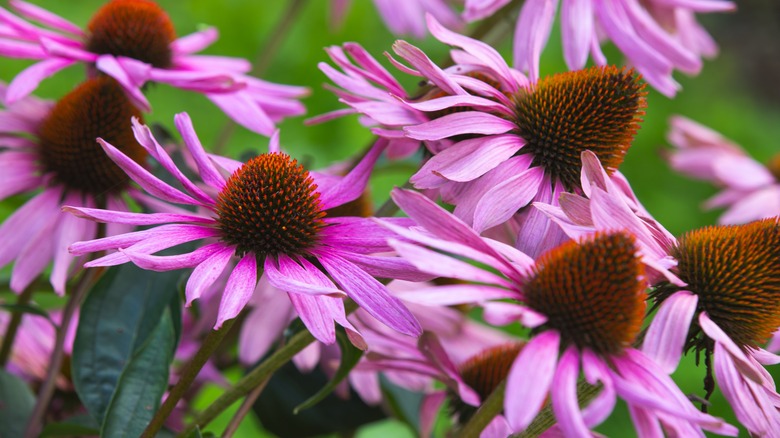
[238,285,293,364]
[174,112,227,190]
[215,254,258,328]
[288,292,338,345]
[264,254,345,297]
[5,58,75,104]
[513,0,558,80]
[551,346,590,437]
[699,312,764,383]
[316,138,385,208]
[97,139,202,206]
[394,284,519,306]
[317,250,422,337]
[185,245,234,306]
[63,206,212,226]
[121,242,225,272]
[473,166,545,232]
[561,0,593,69]
[506,330,560,432]
[404,112,515,141]
[642,291,698,374]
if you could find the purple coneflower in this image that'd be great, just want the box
[0,76,146,294]
[65,114,422,342]
[665,115,780,224]
[509,0,734,96]
[643,218,780,436]
[381,188,736,436]
[387,16,646,253]
[0,0,307,135]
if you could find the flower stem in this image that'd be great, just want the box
[222,376,270,438]
[141,318,237,438]
[23,267,104,438]
[179,300,359,436]
[212,0,309,154]
[0,285,36,367]
[457,379,506,438]
[510,381,601,438]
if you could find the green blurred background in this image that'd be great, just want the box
[1,0,779,436]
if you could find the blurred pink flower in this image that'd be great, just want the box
[66,114,423,340]
[0,0,307,136]
[381,188,737,436]
[0,310,76,390]
[666,115,780,224]
[510,0,734,96]
[0,77,146,294]
[643,218,780,437]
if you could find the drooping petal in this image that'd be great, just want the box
[642,290,698,374]
[215,254,258,328]
[551,346,590,437]
[505,330,560,432]
[264,254,345,297]
[185,245,234,306]
[317,249,421,337]
[404,111,515,141]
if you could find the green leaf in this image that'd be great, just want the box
[0,303,54,325]
[293,328,364,414]
[40,415,100,437]
[0,370,35,438]
[101,308,176,438]
[183,425,203,438]
[72,264,182,424]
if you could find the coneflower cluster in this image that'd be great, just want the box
[1,1,773,437]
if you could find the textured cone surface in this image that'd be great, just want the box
[86,0,176,68]
[38,76,145,195]
[216,153,325,258]
[523,232,646,355]
[669,218,780,348]
[513,66,646,190]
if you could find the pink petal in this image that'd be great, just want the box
[288,292,338,345]
[394,284,519,306]
[121,242,225,272]
[5,58,75,104]
[391,40,465,95]
[513,0,558,81]
[425,13,518,89]
[264,254,345,297]
[238,285,293,364]
[561,0,593,70]
[641,290,697,374]
[404,111,515,141]
[317,250,422,337]
[473,166,545,232]
[63,206,211,226]
[97,139,202,206]
[699,312,764,383]
[171,27,219,54]
[316,138,385,208]
[174,112,227,190]
[411,135,524,188]
[551,346,590,437]
[10,0,83,35]
[185,245,234,306]
[206,92,276,137]
[215,254,258,328]
[505,330,560,432]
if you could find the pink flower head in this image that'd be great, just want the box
[382,188,737,436]
[511,0,735,96]
[358,326,520,438]
[330,0,463,38]
[0,76,147,294]
[311,42,428,160]
[643,218,780,436]
[388,16,647,252]
[0,0,307,136]
[666,115,780,224]
[65,114,423,343]
[0,310,77,390]
[535,150,682,286]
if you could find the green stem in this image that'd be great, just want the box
[141,318,237,438]
[24,267,104,438]
[457,380,506,438]
[510,380,601,438]
[212,0,309,154]
[221,376,270,438]
[179,300,359,436]
[0,285,36,367]
[179,325,315,436]
[374,181,413,218]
